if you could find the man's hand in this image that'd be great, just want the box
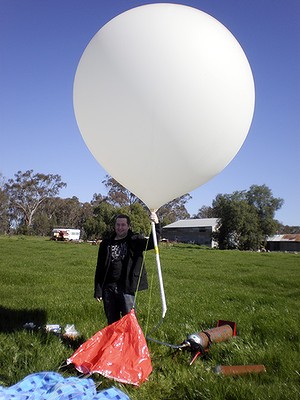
[95,297,102,302]
[150,211,159,224]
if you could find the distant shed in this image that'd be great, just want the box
[266,234,300,252]
[162,218,219,247]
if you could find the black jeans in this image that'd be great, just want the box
[102,284,135,325]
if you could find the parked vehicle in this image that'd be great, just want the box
[51,228,80,241]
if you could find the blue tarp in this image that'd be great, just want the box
[0,372,130,399]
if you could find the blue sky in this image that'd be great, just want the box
[1,0,299,226]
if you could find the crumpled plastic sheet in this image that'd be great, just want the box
[67,309,152,386]
[0,371,130,399]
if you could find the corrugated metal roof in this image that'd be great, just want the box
[267,234,300,242]
[163,218,219,229]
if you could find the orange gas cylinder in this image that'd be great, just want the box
[185,324,233,353]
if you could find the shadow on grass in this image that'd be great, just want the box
[0,306,86,349]
[0,306,47,332]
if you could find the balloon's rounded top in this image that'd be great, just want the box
[74,3,255,211]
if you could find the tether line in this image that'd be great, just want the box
[133,220,166,338]
[133,223,151,309]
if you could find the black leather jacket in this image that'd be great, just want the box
[94,224,160,297]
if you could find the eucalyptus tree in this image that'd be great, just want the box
[193,205,215,219]
[246,184,284,238]
[4,170,66,232]
[102,175,141,207]
[157,194,191,226]
[0,174,9,234]
[212,185,283,250]
[102,174,191,227]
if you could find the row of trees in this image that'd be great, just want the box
[0,170,297,249]
[0,170,190,239]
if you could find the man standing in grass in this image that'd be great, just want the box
[94,213,160,325]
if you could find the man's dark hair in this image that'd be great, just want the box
[115,214,131,226]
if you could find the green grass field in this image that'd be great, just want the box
[0,236,299,399]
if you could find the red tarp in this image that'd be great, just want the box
[67,310,152,386]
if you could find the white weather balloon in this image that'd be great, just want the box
[74,3,255,211]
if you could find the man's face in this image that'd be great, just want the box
[115,217,130,239]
